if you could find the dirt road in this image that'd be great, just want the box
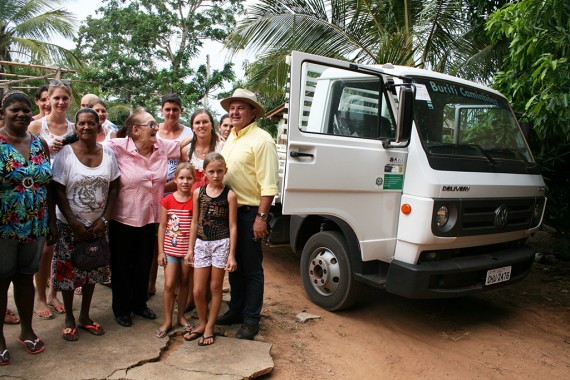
[259,233,570,379]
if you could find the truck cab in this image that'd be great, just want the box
[269,52,546,310]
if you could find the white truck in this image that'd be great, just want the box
[266,51,546,311]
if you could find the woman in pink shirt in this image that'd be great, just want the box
[107,108,181,328]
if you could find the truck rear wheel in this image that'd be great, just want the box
[300,231,360,311]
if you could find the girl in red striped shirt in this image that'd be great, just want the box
[156,163,196,338]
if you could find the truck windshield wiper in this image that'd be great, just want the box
[485,148,538,169]
[427,143,497,167]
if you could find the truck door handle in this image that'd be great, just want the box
[290,151,314,158]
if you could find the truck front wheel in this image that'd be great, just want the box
[300,231,360,311]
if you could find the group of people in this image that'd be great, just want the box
[0,82,278,366]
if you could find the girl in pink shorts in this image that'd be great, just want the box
[184,153,237,346]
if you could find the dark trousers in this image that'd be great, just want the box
[228,206,264,324]
[109,220,155,317]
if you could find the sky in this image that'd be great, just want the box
[54,0,253,115]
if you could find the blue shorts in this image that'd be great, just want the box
[166,255,185,264]
[0,238,44,279]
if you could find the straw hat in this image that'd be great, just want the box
[220,88,265,119]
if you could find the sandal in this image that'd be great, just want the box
[62,327,79,342]
[179,322,193,332]
[17,337,45,354]
[34,308,54,320]
[155,327,171,338]
[198,335,215,346]
[4,309,20,325]
[49,304,65,314]
[183,331,203,341]
[78,322,105,336]
[0,349,10,366]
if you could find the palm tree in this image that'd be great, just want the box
[0,0,80,72]
[226,0,509,93]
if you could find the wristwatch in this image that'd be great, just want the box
[100,216,109,227]
[256,212,268,221]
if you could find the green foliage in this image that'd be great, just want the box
[74,0,244,117]
[0,0,81,68]
[488,0,570,256]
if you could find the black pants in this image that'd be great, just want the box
[109,220,155,317]
[228,206,264,324]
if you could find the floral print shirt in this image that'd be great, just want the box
[0,134,53,242]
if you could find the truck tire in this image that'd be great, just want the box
[300,231,360,311]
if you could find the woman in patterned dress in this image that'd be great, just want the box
[51,108,120,341]
[0,91,56,363]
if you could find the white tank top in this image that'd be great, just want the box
[40,116,75,163]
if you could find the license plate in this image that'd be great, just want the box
[485,266,512,286]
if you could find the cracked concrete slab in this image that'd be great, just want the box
[1,273,274,379]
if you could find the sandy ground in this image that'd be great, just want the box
[257,230,570,379]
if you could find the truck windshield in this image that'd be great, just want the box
[411,78,539,174]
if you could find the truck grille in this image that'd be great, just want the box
[460,198,534,236]
[432,197,541,237]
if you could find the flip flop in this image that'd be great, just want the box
[198,335,215,346]
[78,322,105,336]
[183,331,203,341]
[49,304,65,314]
[34,308,54,320]
[17,337,45,354]
[62,327,79,341]
[155,327,171,338]
[0,349,10,366]
[4,309,20,325]
[179,323,193,332]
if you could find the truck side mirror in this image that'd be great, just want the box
[396,85,414,143]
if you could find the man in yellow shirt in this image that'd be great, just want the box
[218,89,278,340]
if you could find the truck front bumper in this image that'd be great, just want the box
[385,245,535,298]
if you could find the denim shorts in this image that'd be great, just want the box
[0,238,44,279]
[166,255,185,264]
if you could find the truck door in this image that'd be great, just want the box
[283,52,408,262]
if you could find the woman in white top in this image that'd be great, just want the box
[52,108,120,340]
[87,99,117,144]
[157,94,193,191]
[182,109,223,190]
[28,79,74,320]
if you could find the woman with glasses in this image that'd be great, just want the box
[28,79,74,321]
[106,108,182,327]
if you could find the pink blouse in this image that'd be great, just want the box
[108,137,180,227]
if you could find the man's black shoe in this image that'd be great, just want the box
[134,308,157,320]
[215,310,243,325]
[115,315,132,327]
[235,323,259,340]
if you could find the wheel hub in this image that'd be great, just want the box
[308,248,341,296]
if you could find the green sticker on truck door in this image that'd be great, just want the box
[384,173,403,190]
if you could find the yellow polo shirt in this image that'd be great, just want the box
[221,122,279,207]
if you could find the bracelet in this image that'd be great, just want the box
[100,216,109,227]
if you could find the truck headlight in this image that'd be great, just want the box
[531,197,547,228]
[432,202,458,234]
[436,206,449,227]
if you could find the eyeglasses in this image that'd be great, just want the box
[49,79,71,87]
[137,121,159,129]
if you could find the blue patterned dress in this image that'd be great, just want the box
[0,133,52,242]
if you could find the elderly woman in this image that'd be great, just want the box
[1,91,56,363]
[107,108,181,327]
[51,108,119,341]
